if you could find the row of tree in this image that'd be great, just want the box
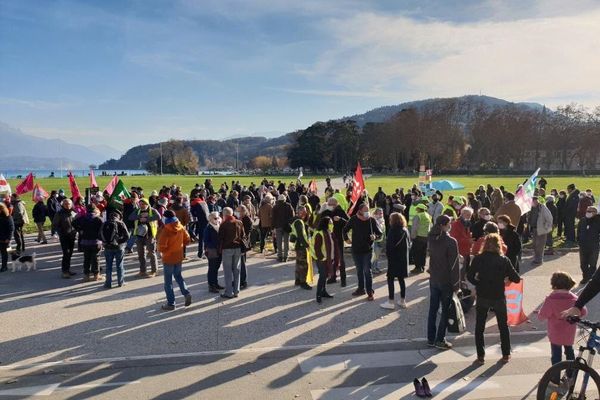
[287,101,600,172]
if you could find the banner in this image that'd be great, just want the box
[16,172,34,195]
[505,280,528,326]
[348,162,365,214]
[68,172,82,201]
[515,168,540,214]
[0,174,11,195]
[89,169,98,188]
[104,175,119,196]
[32,183,49,202]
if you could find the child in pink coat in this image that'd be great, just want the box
[538,271,587,369]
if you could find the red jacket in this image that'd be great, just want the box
[450,219,473,257]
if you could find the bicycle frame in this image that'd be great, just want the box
[572,327,600,396]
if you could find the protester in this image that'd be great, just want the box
[218,207,245,299]
[556,190,567,238]
[158,210,192,311]
[409,203,431,274]
[311,216,335,304]
[291,206,312,290]
[428,191,443,223]
[318,197,349,286]
[471,207,491,240]
[73,204,104,282]
[10,194,29,254]
[32,198,48,244]
[171,196,191,257]
[539,271,586,382]
[0,203,14,272]
[380,212,410,310]
[497,215,522,272]
[53,199,78,278]
[545,195,558,255]
[272,194,294,262]
[371,208,386,274]
[123,192,139,253]
[129,198,160,277]
[236,204,252,289]
[528,196,554,265]
[204,212,223,293]
[47,190,60,238]
[101,209,130,288]
[577,206,600,284]
[495,192,521,228]
[468,233,520,363]
[427,215,459,350]
[564,184,580,244]
[343,204,382,301]
[450,207,474,277]
[490,188,504,215]
[258,194,274,254]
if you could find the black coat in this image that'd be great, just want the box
[32,202,48,224]
[46,197,60,217]
[578,216,600,249]
[500,226,522,269]
[467,252,520,300]
[319,206,349,239]
[0,215,14,242]
[565,190,580,218]
[546,201,558,226]
[386,225,410,278]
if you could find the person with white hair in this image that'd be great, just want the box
[53,198,78,278]
[218,207,245,299]
[271,194,294,262]
[203,212,223,293]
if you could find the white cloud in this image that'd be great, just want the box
[300,9,600,106]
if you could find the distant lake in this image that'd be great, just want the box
[1,169,148,179]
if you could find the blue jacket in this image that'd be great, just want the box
[203,224,220,250]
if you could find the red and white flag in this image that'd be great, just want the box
[68,171,82,201]
[32,183,49,202]
[16,172,34,195]
[0,174,11,195]
[89,169,98,188]
[104,175,119,195]
[348,162,365,214]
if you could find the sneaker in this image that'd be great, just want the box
[68,271,77,276]
[427,341,436,348]
[125,248,133,254]
[215,284,225,290]
[41,241,48,244]
[93,274,103,281]
[397,298,407,309]
[240,282,248,290]
[147,272,156,278]
[184,294,192,307]
[475,357,485,365]
[352,288,366,296]
[209,286,220,293]
[161,304,175,311]
[61,272,71,279]
[380,301,395,310]
[321,291,334,299]
[434,340,453,350]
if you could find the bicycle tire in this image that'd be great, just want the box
[537,360,600,400]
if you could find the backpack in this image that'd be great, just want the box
[101,220,120,247]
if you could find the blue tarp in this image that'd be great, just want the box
[430,180,465,191]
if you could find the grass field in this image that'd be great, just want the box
[4,173,595,234]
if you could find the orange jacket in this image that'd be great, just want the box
[158,220,191,264]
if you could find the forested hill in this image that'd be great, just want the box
[99,134,293,170]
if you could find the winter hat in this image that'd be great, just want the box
[163,210,178,224]
[157,197,168,207]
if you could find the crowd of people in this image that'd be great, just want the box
[0,175,599,366]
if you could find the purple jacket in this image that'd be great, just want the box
[538,291,587,346]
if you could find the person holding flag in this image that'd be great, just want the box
[528,196,553,266]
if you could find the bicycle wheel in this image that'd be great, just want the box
[537,360,600,400]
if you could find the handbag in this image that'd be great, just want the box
[447,292,467,333]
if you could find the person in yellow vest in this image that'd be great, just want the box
[311,216,335,304]
[129,198,160,277]
[410,203,432,274]
[291,206,312,290]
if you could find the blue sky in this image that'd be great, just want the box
[1,0,600,151]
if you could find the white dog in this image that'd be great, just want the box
[11,252,36,272]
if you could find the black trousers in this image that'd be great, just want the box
[475,297,511,358]
[316,260,328,296]
[0,242,8,270]
[580,246,599,281]
[82,246,100,275]
[331,233,346,280]
[564,217,576,242]
[412,237,428,269]
[259,227,272,252]
[59,234,76,273]
[387,275,406,300]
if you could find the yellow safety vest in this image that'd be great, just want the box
[134,208,158,238]
[310,230,327,261]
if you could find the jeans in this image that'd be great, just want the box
[551,343,575,365]
[352,252,373,294]
[579,246,599,281]
[195,223,206,257]
[0,242,8,270]
[316,260,328,296]
[59,234,76,273]
[36,222,47,243]
[532,232,547,263]
[136,236,157,273]
[14,223,25,253]
[372,241,384,270]
[82,246,100,275]
[275,228,289,259]
[475,297,511,358]
[427,282,453,343]
[222,248,241,296]
[387,276,406,300]
[207,254,222,287]
[125,227,136,250]
[295,247,308,283]
[163,263,190,306]
[104,248,125,287]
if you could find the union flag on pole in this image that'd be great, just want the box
[68,171,82,201]
[32,183,49,202]
[515,168,540,214]
[89,168,98,188]
[348,162,365,214]
[104,175,119,196]
[0,174,11,195]
[16,172,34,195]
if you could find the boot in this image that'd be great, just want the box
[340,275,347,287]
[321,291,333,299]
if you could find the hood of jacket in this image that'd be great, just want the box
[163,220,184,234]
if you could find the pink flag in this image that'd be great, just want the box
[68,172,82,201]
[89,169,98,188]
[104,175,119,195]
[348,162,365,214]
[32,183,49,202]
[16,172,34,195]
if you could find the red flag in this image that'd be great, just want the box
[309,179,318,194]
[32,183,49,202]
[348,162,365,214]
[89,169,98,188]
[104,175,119,195]
[68,172,82,201]
[16,172,34,195]
[505,280,528,326]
